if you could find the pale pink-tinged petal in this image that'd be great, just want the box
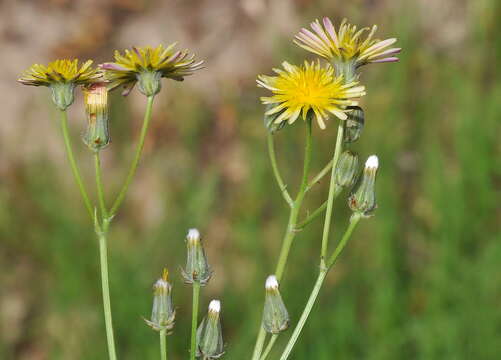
[363,38,397,56]
[322,17,339,47]
[163,51,181,64]
[369,57,399,63]
[99,63,129,71]
[299,29,331,52]
[369,47,401,59]
[310,19,332,45]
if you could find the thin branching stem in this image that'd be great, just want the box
[97,218,118,360]
[160,329,167,360]
[320,123,344,267]
[296,184,342,231]
[260,334,278,360]
[110,95,155,216]
[252,119,313,360]
[305,159,333,192]
[279,214,361,360]
[60,110,93,218]
[267,133,294,207]
[190,282,201,360]
[94,152,108,219]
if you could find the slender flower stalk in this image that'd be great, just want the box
[95,153,108,219]
[267,133,293,207]
[279,213,362,360]
[96,218,117,360]
[190,282,201,360]
[160,329,168,360]
[320,123,344,266]
[252,119,313,360]
[59,110,94,218]
[259,334,278,360]
[110,96,155,216]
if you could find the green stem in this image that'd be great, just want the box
[160,329,167,360]
[275,119,313,280]
[320,123,344,267]
[279,215,361,360]
[306,159,333,192]
[279,270,327,360]
[190,282,201,360]
[110,95,155,216]
[252,120,313,360]
[296,185,342,231]
[267,133,293,207]
[97,220,117,360]
[327,213,361,267]
[59,110,93,219]
[94,152,108,219]
[260,334,278,360]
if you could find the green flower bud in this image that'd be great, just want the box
[335,151,359,188]
[263,105,287,134]
[50,82,75,110]
[82,83,110,152]
[196,300,224,359]
[137,70,162,97]
[348,155,379,217]
[262,275,289,334]
[144,269,176,332]
[181,229,212,285]
[344,106,364,143]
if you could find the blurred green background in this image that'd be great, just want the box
[1,0,500,359]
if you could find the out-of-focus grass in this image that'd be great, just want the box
[1,1,501,359]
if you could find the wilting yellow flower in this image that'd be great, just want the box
[18,59,100,87]
[257,61,366,129]
[100,44,204,96]
[18,59,101,110]
[294,18,401,67]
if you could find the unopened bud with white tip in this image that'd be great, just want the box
[262,275,289,334]
[144,268,175,332]
[348,155,379,217]
[182,228,212,285]
[196,300,224,359]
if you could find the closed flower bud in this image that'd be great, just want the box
[335,151,359,188]
[262,275,289,334]
[50,82,76,111]
[348,155,378,217]
[82,83,110,152]
[181,229,212,285]
[137,70,162,97]
[344,106,364,143]
[144,269,176,331]
[196,300,224,359]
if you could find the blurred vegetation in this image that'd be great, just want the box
[1,0,500,359]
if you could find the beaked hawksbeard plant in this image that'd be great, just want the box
[18,17,400,360]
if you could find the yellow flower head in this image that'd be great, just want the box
[100,44,204,96]
[294,18,401,67]
[257,61,366,129]
[18,59,101,86]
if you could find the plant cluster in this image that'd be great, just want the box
[17,16,399,360]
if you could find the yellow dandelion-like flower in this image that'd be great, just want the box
[257,61,366,130]
[18,59,100,86]
[18,59,101,110]
[100,44,204,96]
[294,18,401,67]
